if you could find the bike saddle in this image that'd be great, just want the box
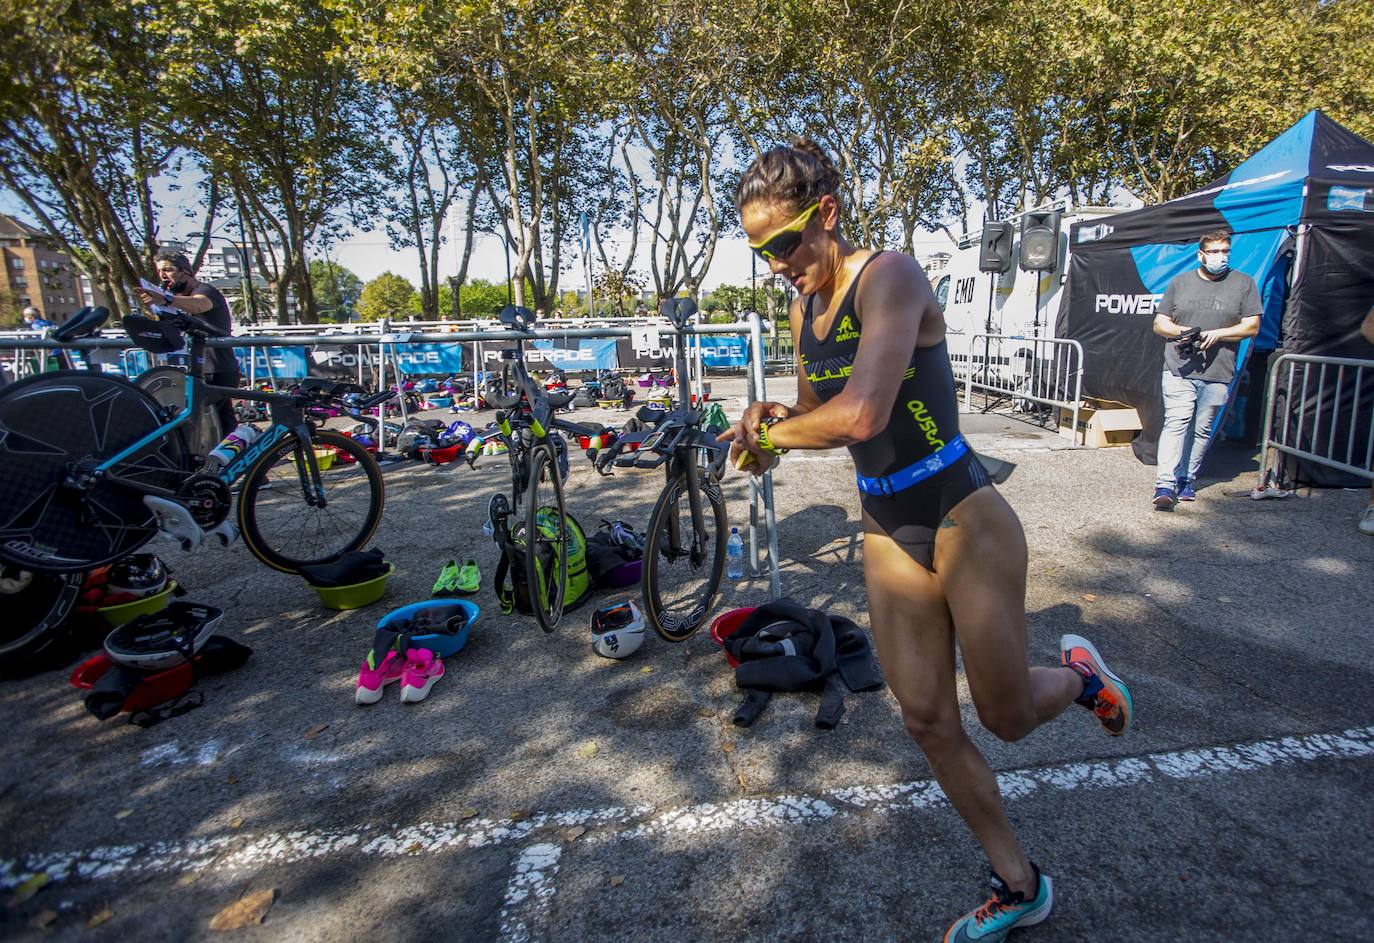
[547,389,573,409]
[498,305,537,330]
[658,297,698,328]
[485,388,522,409]
[635,403,668,424]
[52,306,110,341]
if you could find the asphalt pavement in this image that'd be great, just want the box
[2,376,1372,942]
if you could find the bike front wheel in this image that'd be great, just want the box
[237,428,385,574]
[642,471,727,642]
[524,441,567,632]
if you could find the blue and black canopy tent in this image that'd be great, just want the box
[1057,110,1374,483]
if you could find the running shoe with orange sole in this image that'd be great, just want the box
[1061,634,1133,736]
[944,865,1053,943]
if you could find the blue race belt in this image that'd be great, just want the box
[855,435,968,497]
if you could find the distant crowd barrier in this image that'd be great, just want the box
[1257,352,1374,489]
[955,333,1084,435]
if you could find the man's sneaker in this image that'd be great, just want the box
[356,649,404,705]
[1360,505,1374,537]
[456,559,480,594]
[1152,487,1177,510]
[399,648,445,703]
[1176,479,1196,501]
[1061,634,1133,736]
[432,560,460,597]
[944,865,1053,943]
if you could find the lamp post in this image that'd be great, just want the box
[188,230,256,325]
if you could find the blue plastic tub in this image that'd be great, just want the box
[376,598,478,658]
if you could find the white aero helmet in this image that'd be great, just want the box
[591,600,646,659]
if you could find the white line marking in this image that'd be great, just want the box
[3,725,1370,890]
[497,843,562,943]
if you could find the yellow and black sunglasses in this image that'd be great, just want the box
[748,201,821,262]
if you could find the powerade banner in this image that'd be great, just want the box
[234,346,311,379]
[697,336,749,368]
[1057,110,1374,476]
[616,339,674,370]
[475,338,618,372]
[308,344,383,380]
[388,343,464,375]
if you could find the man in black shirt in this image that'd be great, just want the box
[137,251,240,437]
[1150,229,1261,509]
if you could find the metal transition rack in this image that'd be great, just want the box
[2,316,784,597]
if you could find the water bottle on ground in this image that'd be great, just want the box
[726,527,745,580]
[206,424,261,472]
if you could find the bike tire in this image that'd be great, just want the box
[0,370,188,571]
[237,428,385,574]
[641,471,727,642]
[135,365,223,458]
[524,441,567,632]
[0,565,84,677]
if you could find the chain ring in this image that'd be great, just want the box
[177,474,231,527]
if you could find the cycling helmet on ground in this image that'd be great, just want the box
[104,602,223,671]
[591,600,646,659]
[106,554,168,600]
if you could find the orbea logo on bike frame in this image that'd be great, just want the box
[219,424,288,484]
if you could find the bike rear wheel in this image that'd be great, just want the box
[0,370,187,571]
[237,428,385,574]
[642,471,727,642]
[524,441,567,632]
[135,365,223,458]
[0,565,84,676]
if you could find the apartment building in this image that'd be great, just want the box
[0,214,106,323]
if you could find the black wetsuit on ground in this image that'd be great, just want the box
[798,251,989,570]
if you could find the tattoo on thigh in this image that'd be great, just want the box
[939,517,957,529]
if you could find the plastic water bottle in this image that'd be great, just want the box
[726,528,745,579]
[206,424,261,471]
[483,519,495,539]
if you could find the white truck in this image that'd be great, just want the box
[929,201,1127,373]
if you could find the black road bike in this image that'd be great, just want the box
[0,307,389,575]
[589,298,729,642]
[480,305,611,632]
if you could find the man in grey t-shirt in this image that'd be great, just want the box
[1150,229,1262,509]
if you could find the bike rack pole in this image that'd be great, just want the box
[749,312,783,599]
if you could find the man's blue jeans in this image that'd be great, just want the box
[1156,370,1230,489]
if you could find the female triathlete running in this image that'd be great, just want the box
[719,139,1134,943]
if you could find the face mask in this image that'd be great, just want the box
[1200,252,1229,276]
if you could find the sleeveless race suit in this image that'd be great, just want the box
[798,251,989,569]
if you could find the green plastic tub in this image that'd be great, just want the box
[99,580,179,627]
[311,563,395,611]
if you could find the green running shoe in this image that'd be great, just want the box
[944,866,1052,942]
[432,560,460,597]
[456,559,480,595]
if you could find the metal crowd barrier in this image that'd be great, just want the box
[1257,353,1374,488]
[1,317,784,597]
[958,333,1084,436]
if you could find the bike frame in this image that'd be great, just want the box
[89,335,326,503]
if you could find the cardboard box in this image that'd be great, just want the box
[1058,404,1141,447]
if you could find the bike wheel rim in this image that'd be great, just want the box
[526,443,566,631]
[643,475,725,642]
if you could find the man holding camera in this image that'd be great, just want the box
[1150,229,1261,510]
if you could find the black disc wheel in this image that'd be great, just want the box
[0,371,188,571]
[642,472,727,642]
[0,564,84,676]
[524,441,567,632]
[135,365,222,458]
[237,428,385,574]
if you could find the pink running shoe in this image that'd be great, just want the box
[400,648,445,704]
[355,649,404,705]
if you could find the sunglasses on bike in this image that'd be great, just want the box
[748,201,821,262]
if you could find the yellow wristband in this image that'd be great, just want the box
[757,418,788,456]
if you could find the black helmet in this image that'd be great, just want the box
[106,554,168,600]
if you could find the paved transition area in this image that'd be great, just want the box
[2,379,1373,942]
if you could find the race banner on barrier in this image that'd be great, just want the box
[615,338,674,370]
[697,336,749,368]
[475,337,618,372]
[389,342,465,375]
[235,346,311,379]
[308,344,383,380]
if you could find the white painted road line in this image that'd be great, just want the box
[497,844,562,943]
[4,725,1372,891]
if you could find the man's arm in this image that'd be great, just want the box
[1360,304,1374,346]
[1152,281,1184,338]
[171,291,214,316]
